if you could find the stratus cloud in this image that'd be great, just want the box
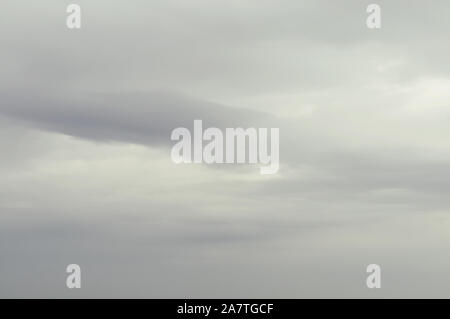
[1,0,450,299]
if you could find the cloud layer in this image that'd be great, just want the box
[1,0,450,297]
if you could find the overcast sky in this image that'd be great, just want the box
[1,0,450,298]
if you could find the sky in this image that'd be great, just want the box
[1,0,450,298]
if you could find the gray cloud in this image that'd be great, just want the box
[1,0,450,298]
[0,89,269,146]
